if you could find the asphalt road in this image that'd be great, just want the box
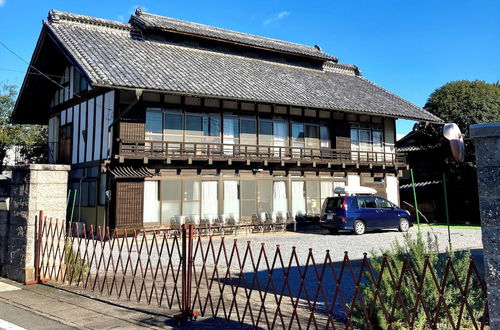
[0,300,75,330]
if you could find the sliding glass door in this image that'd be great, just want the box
[223,116,239,155]
[240,118,257,155]
[273,181,287,215]
[291,180,306,217]
[143,181,160,223]
[223,181,239,221]
[161,180,181,225]
[203,115,221,155]
[164,111,183,154]
[145,110,163,152]
[201,181,218,220]
[259,120,273,157]
[305,124,320,157]
[291,123,304,158]
[273,121,288,157]
[372,125,383,161]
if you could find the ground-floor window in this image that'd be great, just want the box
[144,181,160,223]
[201,181,218,219]
[142,176,348,225]
[223,180,239,220]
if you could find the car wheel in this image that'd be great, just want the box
[399,218,410,232]
[328,228,339,235]
[354,220,365,235]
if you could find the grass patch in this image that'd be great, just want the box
[420,223,481,229]
[64,239,89,283]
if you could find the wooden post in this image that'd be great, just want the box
[442,172,452,251]
[410,169,421,234]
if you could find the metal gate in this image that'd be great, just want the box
[35,211,490,329]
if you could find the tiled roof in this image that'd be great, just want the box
[130,9,337,62]
[400,181,442,189]
[44,10,443,122]
[397,144,442,152]
[108,166,154,178]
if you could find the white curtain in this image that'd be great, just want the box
[223,181,239,219]
[143,181,160,222]
[201,181,218,218]
[320,181,333,206]
[291,181,306,217]
[321,181,333,199]
[273,181,287,213]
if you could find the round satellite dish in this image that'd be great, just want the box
[443,123,464,163]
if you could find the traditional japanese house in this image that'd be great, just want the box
[397,129,479,224]
[12,9,442,229]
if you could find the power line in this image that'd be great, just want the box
[0,39,71,93]
[0,39,117,114]
[0,67,64,78]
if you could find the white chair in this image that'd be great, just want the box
[268,212,278,231]
[202,214,217,235]
[203,214,217,226]
[258,212,267,232]
[276,211,287,231]
[190,215,201,226]
[174,215,185,225]
[228,213,239,235]
[218,214,229,235]
[287,211,297,232]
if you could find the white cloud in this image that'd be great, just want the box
[0,0,6,8]
[396,133,407,141]
[262,11,289,27]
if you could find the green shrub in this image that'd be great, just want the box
[351,233,486,329]
[64,239,89,283]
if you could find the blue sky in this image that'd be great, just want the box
[1,0,499,137]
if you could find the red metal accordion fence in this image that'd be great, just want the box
[36,212,489,329]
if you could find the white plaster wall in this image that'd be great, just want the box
[347,174,360,187]
[385,175,399,205]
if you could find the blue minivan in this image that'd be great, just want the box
[319,195,413,235]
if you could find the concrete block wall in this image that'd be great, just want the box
[0,164,69,283]
[470,123,500,328]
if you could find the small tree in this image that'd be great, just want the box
[0,84,47,171]
[352,233,486,329]
[410,81,500,223]
[420,80,500,136]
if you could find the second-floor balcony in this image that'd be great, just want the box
[117,139,406,167]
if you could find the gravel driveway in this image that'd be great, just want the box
[223,225,484,267]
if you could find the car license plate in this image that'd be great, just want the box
[327,215,334,220]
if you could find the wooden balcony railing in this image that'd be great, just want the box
[117,139,406,167]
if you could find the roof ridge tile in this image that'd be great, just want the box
[48,9,132,31]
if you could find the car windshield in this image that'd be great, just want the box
[377,198,393,209]
[325,197,343,211]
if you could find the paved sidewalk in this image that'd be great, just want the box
[0,278,255,329]
[0,278,173,329]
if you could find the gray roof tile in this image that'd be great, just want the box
[130,9,337,62]
[45,10,442,122]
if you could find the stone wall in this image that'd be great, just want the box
[0,209,9,272]
[470,123,500,328]
[0,164,69,283]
